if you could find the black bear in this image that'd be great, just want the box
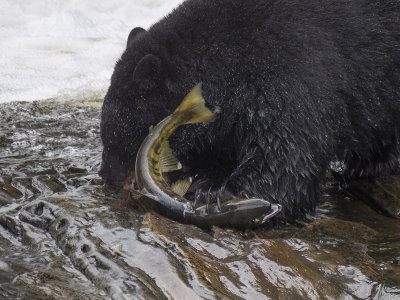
[100,0,400,223]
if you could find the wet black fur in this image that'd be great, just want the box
[100,0,400,223]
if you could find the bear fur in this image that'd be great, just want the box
[100,0,400,223]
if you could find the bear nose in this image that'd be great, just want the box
[98,162,108,180]
[98,165,105,178]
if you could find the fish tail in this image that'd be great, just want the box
[173,83,216,124]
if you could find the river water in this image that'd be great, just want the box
[1,0,400,299]
[0,99,399,299]
[0,0,182,104]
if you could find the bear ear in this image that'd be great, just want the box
[127,27,146,47]
[133,54,162,90]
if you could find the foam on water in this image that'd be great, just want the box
[0,0,182,103]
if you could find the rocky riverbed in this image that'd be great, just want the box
[0,100,399,299]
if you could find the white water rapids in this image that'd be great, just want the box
[0,0,182,103]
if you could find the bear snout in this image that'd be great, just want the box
[98,158,135,190]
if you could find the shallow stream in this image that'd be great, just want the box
[0,100,399,299]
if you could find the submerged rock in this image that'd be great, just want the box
[351,176,400,218]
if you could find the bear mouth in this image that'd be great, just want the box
[122,172,136,190]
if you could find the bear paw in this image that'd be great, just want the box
[192,186,252,211]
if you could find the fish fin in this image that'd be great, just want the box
[149,125,154,133]
[160,141,182,173]
[171,177,192,197]
[140,187,149,195]
[173,83,216,124]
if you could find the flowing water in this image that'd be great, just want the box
[3,1,399,298]
[0,99,399,299]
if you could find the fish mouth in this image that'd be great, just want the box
[123,172,136,190]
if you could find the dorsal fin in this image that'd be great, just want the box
[160,141,182,173]
[171,177,192,197]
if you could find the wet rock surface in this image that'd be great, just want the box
[351,177,400,219]
[0,100,399,299]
